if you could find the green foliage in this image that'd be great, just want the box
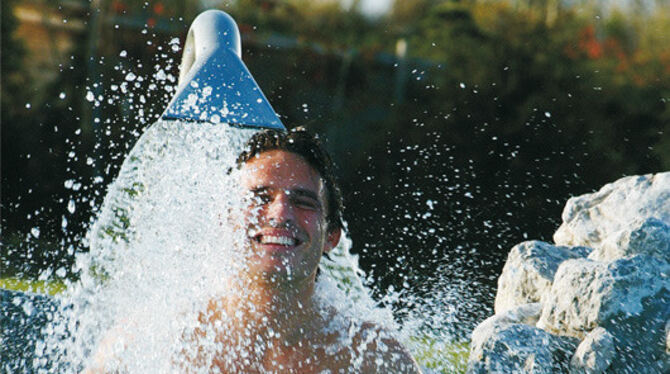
[0,277,67,296]
[1,0,25,112]
[410,336,470,373]
[228,0,379,50]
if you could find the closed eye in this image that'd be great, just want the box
[247,190,272,206]
[292,197,319,210]
[256,194,272,205]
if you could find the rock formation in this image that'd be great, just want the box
[468,172,670,373]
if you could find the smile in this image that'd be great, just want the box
[260,235,297,246]
[250,229,303,248]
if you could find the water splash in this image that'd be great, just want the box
[40,121,256,372]
[32,116,440,372]
[5,40,491,374]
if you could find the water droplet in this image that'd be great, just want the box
[22,301,34,316]
[155,69,167,81]
[25,103,31,109]
[459,83,466,89]
[59,92,67,99]
[31,227,40,238]
[125,72,137,82]
[544,112,551,118]
[56,267,67,278]
[86,91,95,102]
[120,50,127,57]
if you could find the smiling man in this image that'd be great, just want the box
[189,127,422,373]
[239,140,341,286]
[83,127,421,373]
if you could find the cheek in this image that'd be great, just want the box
[300,213,326,232]
[245,206,263,227]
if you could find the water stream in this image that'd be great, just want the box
[4,37,491,374]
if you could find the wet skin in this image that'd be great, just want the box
[190,150,422,373]
[83,150,422,373]
[240,149,340,284]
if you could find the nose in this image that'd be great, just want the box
[265,192,295,225]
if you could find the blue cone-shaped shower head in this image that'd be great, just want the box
[162,10,285,130]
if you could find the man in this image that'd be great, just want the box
[85,127,422,373]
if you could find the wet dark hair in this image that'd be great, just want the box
[236,127,344,232]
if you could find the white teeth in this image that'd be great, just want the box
[260,236,296,246]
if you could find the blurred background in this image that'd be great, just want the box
[2,0,669,311]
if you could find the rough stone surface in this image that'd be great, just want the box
[590,217,670,263]
[495,241,590,314]
[554,172,670,249]
[468,304,577,373]
[570,327,615,373]
[1,289,59,373]
[472,303,542,338]
[469,172,670,373]
[468,322,578,374]
[538,255,669,370]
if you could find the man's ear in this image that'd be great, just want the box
[324,227,341,254]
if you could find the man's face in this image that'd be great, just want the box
[240,150,340,282]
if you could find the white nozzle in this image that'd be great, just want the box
[178,10,242,86]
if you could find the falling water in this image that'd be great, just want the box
[3,34,493,374]
[31,118,459,373]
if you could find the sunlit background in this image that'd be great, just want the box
[2,0,669,315]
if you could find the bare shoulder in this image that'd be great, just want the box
[80,319,136,374]
[350,321,423,374]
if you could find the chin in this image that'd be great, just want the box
[259,264,315,284]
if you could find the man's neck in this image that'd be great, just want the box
[214,271,325,343]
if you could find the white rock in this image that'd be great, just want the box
[591,217,670,263]
[472,303,542,342]
[538,255,670,371]
[554,172,670,249]
[469,303,542,362]
[570,327,615,373]
[471,173,670,373]
[495,241,590,314]
[468,321,578,374]
[468,304,577,373]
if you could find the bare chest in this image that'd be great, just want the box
[210,334,353,374]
